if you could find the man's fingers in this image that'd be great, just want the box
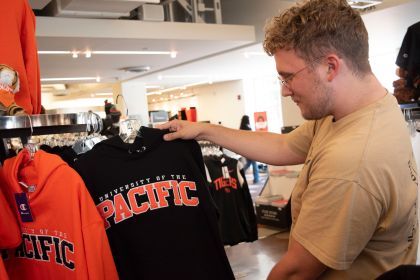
[163,132,180,141]
[156,121,172,130]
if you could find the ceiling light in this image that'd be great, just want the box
[38,51,71,55]
[92,51,174,56]
[95,93,113,96]
[96,77,101,82]
[38,50,177,57]
[347,0,381,9]
[41,77,99,82]
[85,50,92,58]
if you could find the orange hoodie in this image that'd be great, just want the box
[0,0,41,114]
[0,170,22,280]
[1,150,118,279]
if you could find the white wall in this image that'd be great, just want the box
[120,81,149,125]
[148,80,245,129]
[243,76,283,133]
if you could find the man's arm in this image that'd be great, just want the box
[267,236,327,280]
[159,120,305,166]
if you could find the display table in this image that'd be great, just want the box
[226,232,289,279]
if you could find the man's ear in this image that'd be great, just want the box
[325,55,340,82]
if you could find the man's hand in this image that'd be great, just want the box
[157,120,209,141]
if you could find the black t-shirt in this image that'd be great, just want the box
[396,21,420,79]
[73,127,234,280]
[204,155,257,246]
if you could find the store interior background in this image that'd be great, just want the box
[31,0,420,237]
[32,0,420,173]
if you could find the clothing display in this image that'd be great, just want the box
[73,127,234,280]
[397,21,420,77]
[1,149,118,279]
[0,172,22,280]
[0,0,41,114]
[286,94,418,279]
[204,155,257,246]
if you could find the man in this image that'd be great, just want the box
[159,0,418,279]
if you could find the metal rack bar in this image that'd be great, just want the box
[0,113,92,162]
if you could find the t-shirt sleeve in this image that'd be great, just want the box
[285,121,316,157]
[292,178,382,270]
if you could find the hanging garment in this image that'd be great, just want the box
[73,127,234,280]
[1,149,118,279]
[0,171,21,280]
[397,21,420,78]
[0,0,41,114]
[204,155,258,246]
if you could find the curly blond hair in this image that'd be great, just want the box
[263,0,371,76]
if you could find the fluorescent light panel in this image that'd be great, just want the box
[347,1,381,9]
[38,51,71,54]
[38,50,177,58]
[41,77,99,82]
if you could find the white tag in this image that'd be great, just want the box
[222,166,230,179]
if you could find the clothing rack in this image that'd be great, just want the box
[0,113,94,162]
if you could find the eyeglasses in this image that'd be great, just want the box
[277,64,311,88]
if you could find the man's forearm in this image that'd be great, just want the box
[198,124,304,166]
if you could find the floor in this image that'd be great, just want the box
[228,168,288,279]
[226,231,290,280]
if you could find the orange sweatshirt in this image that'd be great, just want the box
[0,0,41,114]
[0,170,22,280]
[1,150,118,279]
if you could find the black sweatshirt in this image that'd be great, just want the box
[73,127,234,280]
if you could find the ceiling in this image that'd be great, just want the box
[30,0,259,94]
[29,0,414,98]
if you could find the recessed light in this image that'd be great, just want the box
[41,77,99,82]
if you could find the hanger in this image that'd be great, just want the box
[24,115,38,161]
[119,117,142,143]
[72,111,105,154]
[116,94,142,143]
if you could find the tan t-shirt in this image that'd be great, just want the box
[286,94,418,279]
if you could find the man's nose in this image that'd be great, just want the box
[281,84,292,97]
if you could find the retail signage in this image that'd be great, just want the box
[254,111,268,132]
